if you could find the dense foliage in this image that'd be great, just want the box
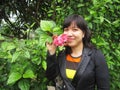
[0,0,120,90]
[0,0,69,38]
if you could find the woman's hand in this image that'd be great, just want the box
[46,35,57,55]
[46,42,57,55]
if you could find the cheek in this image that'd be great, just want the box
[63,31,67,34]
[77,32,84,37]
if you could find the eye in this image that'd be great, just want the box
[73,28,78,31]
[64,28,68,31]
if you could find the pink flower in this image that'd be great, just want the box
[53,34,68,46]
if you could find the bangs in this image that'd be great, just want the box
[63,16,79,29]
[63,14,87,31]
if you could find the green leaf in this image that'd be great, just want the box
[53,27,62,35]
[112,20,120,27]
[42,61,47,70]
[104,18,111,23]
[23,69,36,79]
[18,79,30,90]
[7,72,22,85]
[35,27,43,35]
[89,10,96,15]
[93,0,97,5]
[99,16,104,23]
[11,51,21,63]
[38,34,52,47]
[1,42,16,51]
[91,38,96,44]
[32,57,41,65]
[30,22,36,28]
[24,50,30,59]
[0,52,9,58]
[88,23,93,29]
[0,34,5,40]
[40,20,56,32]
[77,4,84,8]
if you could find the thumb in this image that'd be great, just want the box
[52,35,58,40]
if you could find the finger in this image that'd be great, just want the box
[64,42,68,46]
[52,35,58,40]
[46,42,53,46]
[45,42,49,46]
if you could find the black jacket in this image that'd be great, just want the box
[46,48,110,90]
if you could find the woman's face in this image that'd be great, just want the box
[63,22,85,47]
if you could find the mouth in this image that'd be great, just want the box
[67,37,74,42]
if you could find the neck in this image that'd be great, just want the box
[71,43,84,57]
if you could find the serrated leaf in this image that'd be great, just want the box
[32,57,41,65]
[11,51,21,63]
[35,27,43,34]
[40,20,56,32]
[7,72,22,85]
[24,50,30,59]
[23,69,36,79]
[53,27,62,35]
[1,42,16,51]
[38,34,52,47]
[18,79,30,90]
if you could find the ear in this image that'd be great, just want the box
[82,32,85,38]
[82,35,84,38]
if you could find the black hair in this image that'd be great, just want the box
[63,14,94,54]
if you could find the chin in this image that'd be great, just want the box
[67,44,75,47]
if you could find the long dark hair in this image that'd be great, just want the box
[62,14,94,54]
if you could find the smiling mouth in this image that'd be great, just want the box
[67,38,74,42]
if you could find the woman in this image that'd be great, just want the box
[46,14,109,90]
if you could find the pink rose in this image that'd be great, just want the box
[53,34,68,46]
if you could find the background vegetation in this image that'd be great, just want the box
[0,0,120,90]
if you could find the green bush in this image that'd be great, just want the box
[0,20,62,90]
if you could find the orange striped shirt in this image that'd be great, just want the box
[66,54,82,79]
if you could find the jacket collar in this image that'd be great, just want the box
[72,48,92,87]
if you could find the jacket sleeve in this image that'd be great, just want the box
[94,50,110,90]
[45,51,59,80]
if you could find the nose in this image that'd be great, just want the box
[67,30,73,36]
